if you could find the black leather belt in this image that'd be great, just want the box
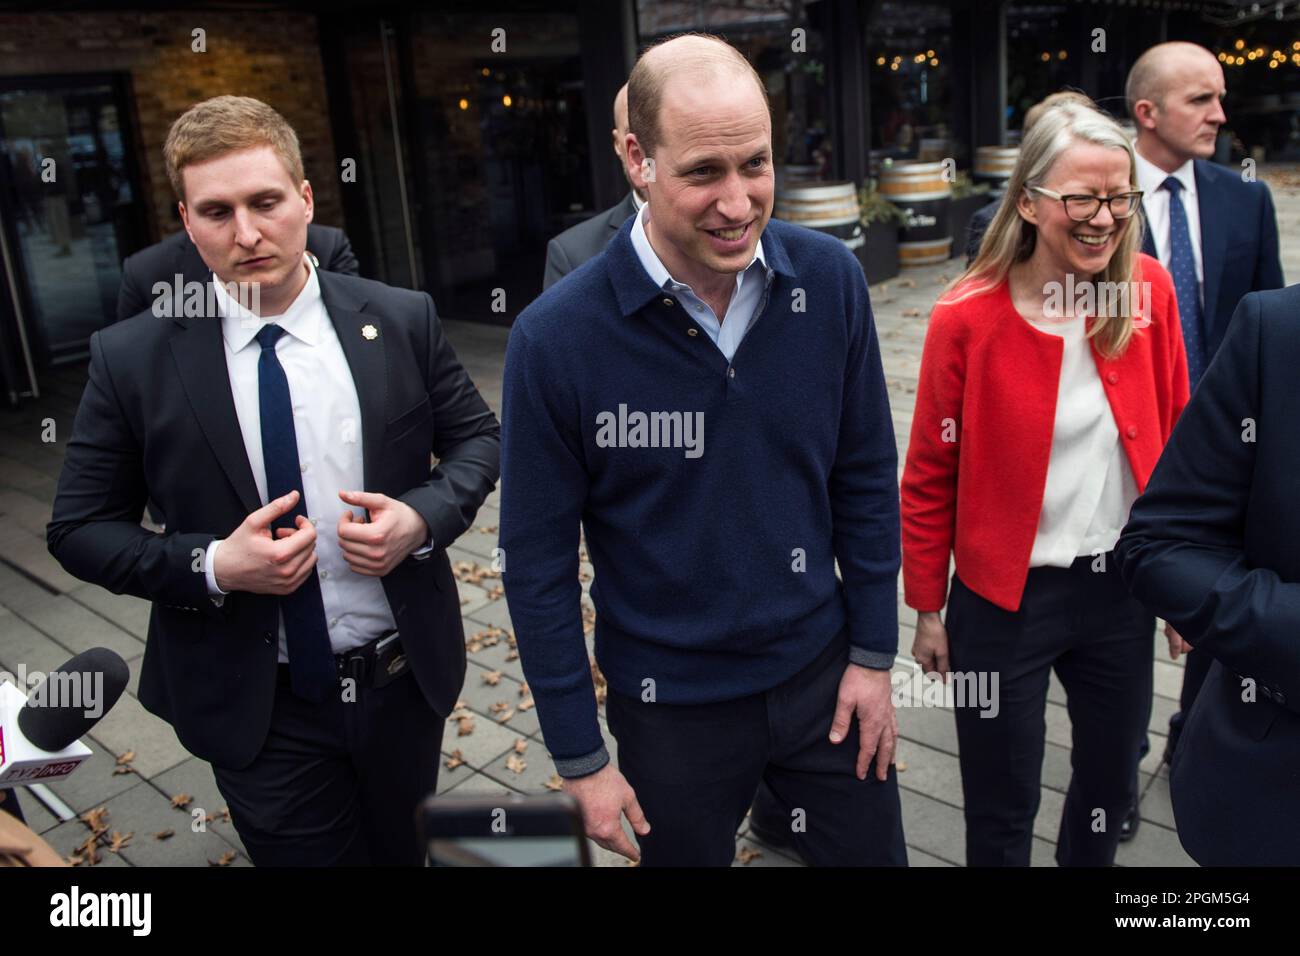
[276,629,409,690]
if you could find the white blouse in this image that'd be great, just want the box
[1026,312,1139,568]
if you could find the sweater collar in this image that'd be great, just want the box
[605,212,795,318]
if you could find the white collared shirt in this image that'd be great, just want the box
[1025,311,1138,567]
[204,259,396,660]
[1136,151,1204,290]
[629,203,772,361]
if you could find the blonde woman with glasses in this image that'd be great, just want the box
[901,100,1190,866]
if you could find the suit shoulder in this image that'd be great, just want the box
[122,230,186,272]
[1199,159,1274,203]
[551,206,620,256]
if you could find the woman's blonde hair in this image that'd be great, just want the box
[943,100,1144,358]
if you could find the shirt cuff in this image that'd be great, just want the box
[849,646,895,670]
[205,539,228,604]
[411,535,435,560]
[552,744,610,779]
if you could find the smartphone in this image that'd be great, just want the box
[417,792,591,867]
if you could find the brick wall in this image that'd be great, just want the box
[0,10,344,242]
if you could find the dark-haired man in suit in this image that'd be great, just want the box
[542,84,645,289]
[48,95,499,866]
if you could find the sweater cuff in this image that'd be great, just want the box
[552,744,610,779]
[849,647,895,670]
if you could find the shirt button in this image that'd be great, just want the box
[662,297,675,307]
[329,618,339,628]
[1106,371,1119,385]
[728,367,736,379]
[687,328,698,337]
[1125,426,1138,439]
[319,570,329,580]
[300,462,309,473]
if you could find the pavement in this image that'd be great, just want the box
[4,164,1299,868]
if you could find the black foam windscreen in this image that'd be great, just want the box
[15,648,130,752]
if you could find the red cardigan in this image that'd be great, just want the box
[901,253,1190,613]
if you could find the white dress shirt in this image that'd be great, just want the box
[629,203,772,361]
[1136,151,1204,293]
[204,259,397,661]
[1026,312,1139,567]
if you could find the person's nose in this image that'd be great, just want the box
[232,207,261,249]
[1087,200,1116,230]
[715,171,751,224]
[1207,97,1226,126]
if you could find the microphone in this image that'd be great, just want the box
[0,648,129,787]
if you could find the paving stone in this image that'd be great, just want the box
[69,583,150,641]
[456,579,492,617]
[467,630,525,683]
[17,593,145,662]
[95,780,249,867]
[86,691,190,779]
[465,595,512,632]
[452,525,499,560]
[5,788,61,834]
[1115,812,1195,867]
[150,757,247,857]
[479,738,559,794]
[460,659,540,737]
[441,704,520,771]
[440,769,519,797]
[0,561,61,614]
[0,525,82,592]
[0,608,74,676]
[45,738,145,813]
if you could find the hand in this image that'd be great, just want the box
[1165,622,1193,660]
[214,491,318,595]
[562,763,651,862]
[336,490,429,576]
[912,611,951,680]
[829,664,898,781]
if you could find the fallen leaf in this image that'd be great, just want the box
[107,831,133,852]
[485,585,504,601]
[495,708,515,723]
[445,749,466,770]
[505,650,519,662]
[896,760,907,772]
[902,308,921,317]
[543,774,564,792]
[209,850,237,867]
[457,716,475,737]
[518,697,535,712]
[737,846,762,865]
[513,738,528,754]
[115,750,135,766]
[478,525,498,534]
[518,681,530,697]
[482,670,503,686]
[154,829,175,841]
[79,806,110,836]
[505,753,527,775]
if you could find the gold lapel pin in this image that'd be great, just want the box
[362,324,378,341]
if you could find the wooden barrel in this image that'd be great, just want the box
[880,162,951,267]
[918,137,948,162]
[974,146,1019,182]
[774,180,864,252]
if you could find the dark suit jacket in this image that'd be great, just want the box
[49,270,500,769]
[116,223,360,321]
[542,192,639,290]
[1115,285,1300,865]
[1139,159,1283,361]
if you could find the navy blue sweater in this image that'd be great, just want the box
[500,215,900,776]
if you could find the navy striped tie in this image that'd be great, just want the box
[256,324,336,702]
[1163,176,1206,388]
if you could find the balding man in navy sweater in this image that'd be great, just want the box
[500,34,906,867]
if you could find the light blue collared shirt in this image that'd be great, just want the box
[629,203,773,361]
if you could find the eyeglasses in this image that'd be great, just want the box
[1026,186,1144,221]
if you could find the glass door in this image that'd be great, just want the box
[0,74,146,381]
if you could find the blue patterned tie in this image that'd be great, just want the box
[256,324,336,702]
[1163,176,1206,388]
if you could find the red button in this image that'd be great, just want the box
[1106,371,1119,385]
[1125,426,1138,439]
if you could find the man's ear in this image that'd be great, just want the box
[625,133,653,192]
[300,180,315,224]
[1133,99,1159,132]
[178,201,195,242]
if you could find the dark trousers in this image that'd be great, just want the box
[213,669,444,866]
[945,555,1153,867]
[604,628,908,867]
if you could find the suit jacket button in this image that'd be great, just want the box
[1274,689,1286,706]
[263,631,274,644]
[1125,426,1138,439]
[1106,371,1119,385]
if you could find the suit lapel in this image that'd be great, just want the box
[169,313,262,514]
[318,272,387,491]
[1139,209,1157,258]
[1195,160,1227,342]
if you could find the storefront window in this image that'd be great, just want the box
[866,1,952,169]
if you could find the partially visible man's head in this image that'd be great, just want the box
[165,95,313,308]
[624,33,773,282]
[1126,41,1226,164]
[1023,89,1096,135]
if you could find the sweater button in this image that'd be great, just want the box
[662,297,675,307]
[687,328,698,337]
[727,366,736,379]
[1106,371,1119,385]
[1125,425,1138,439]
